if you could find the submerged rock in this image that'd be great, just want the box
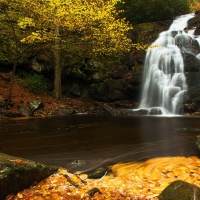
[0,153,58,200]
[87,167,107,179]
[159,180,200,200]
[149,108,162,115]
[68,159,90,172]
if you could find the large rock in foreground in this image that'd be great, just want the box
[0,153,58,200]
[159,180,200,200]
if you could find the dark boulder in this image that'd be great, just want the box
[183,53,200,72]
[184,70,200,115]
[18,98,45,117]
[188,10,200,35]
[159,180,200,200]
[0,153,58,200]
[88,187,102,197]
[175,34,200,55]
[149,108,162,115]
[186,72,200,88]
[17,106,32,117]
[27,98,44,114]
[87,167,107,179]
[184,85,200,114]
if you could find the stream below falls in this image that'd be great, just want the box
[0,115,200,172]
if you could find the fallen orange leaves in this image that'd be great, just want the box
[0,72,93,117]
[6,156,200,200]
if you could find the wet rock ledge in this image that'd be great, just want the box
[0,153,58,200]
[0,97,146,119]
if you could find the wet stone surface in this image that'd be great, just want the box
[87,167,107,179]
[0,153,58,200]
[159,180,200,200]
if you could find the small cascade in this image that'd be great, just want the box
[138,13,198,115]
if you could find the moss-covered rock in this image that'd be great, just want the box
[159,180,200,200]
[0,153,58,200]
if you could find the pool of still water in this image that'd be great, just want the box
[0,115,199,171]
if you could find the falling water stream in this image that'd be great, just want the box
[138,13,198,115]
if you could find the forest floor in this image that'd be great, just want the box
[0,72,97,119]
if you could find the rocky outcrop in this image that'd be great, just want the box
[17,98,44,117]
[183,11,200,115]
[33,105,148,117]
[159,180,200,200]
[188,10,200,35]
[0,153,58,200]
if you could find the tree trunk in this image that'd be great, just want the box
[53,23,62,99]
[7,60,17,104]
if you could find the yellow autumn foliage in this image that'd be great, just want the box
[3,0,133,57]
[189,0,200,12]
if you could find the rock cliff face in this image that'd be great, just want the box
[184,10,200,115]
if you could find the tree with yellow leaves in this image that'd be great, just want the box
[189,0,200,12]
[0,0,44,103]
[1,0,133,99]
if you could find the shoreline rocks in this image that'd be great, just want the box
[0,153,58,200]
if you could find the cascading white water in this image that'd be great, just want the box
[138,13,196,115]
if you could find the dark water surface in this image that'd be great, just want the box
[0,115,200,171]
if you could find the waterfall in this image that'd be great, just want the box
[138,13,196,115]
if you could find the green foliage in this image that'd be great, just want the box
[133,65,143,76]
[17,71,48,93]
[116,0,191,25]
